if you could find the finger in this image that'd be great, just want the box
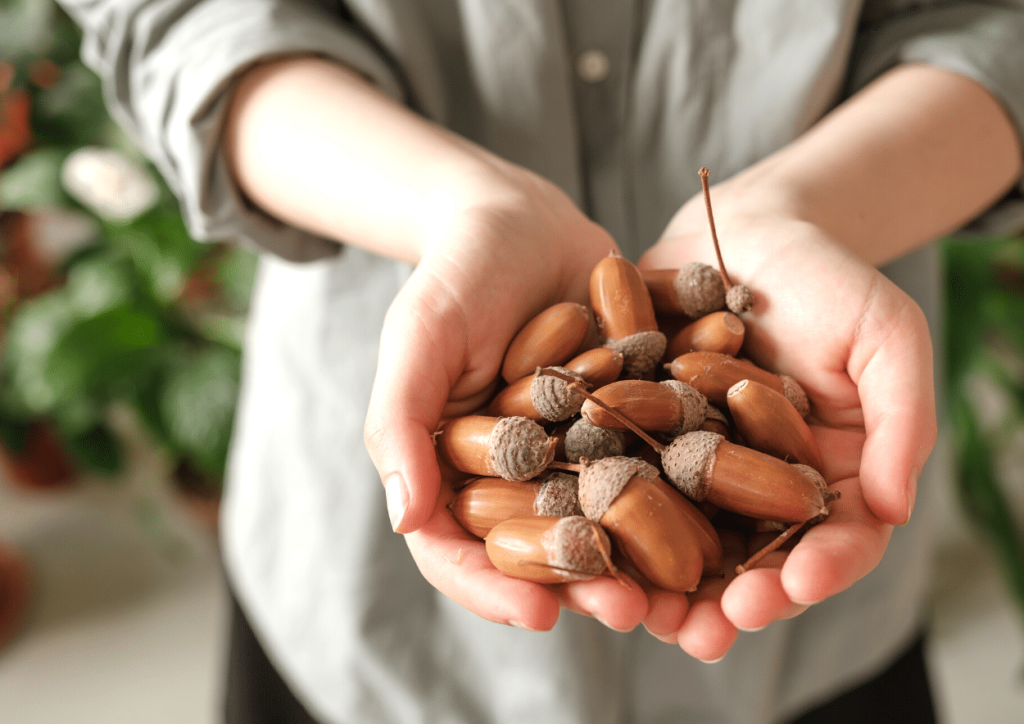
[404,503,562,631]
[364,275,469,534]
[674,530,744,662]
[721,555,810,631]
[778,477,893,605]
[848,281,937,525]
[553,574,650,633]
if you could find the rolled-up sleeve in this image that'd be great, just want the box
[850,0,1024,233]
[59,0,405,260]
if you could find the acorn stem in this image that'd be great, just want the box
[735,520,807,574]
[589,524,631,587]
[537,368,665,453]
[698,166,734,290]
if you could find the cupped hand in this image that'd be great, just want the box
[638,192,937,660]
[363,167,649,631]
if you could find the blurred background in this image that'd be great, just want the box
[0,2,1022,722]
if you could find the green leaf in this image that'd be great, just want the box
[43,305,166,401]
[30,62,109,147]
[61,422,122,474]
[158,346,240,479]
[216,246,258,310]
[0,147,70,210]
[107,208,206,303]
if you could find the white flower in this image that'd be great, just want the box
[61,147,159,221]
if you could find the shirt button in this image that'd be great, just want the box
[576,49,610,83]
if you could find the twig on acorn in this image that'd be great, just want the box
[698,167,754,314]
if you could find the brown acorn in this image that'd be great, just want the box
[660,431,828,522]
[577,457,704,592]
[563,347,624,389]
[450,473,582,539]
[589,253,667,378]
[501,302,593,384]
[487,366,586,422]
[664,310,745,360]
[726,379,823,470]
[668,351,809,415]
[485,515,617,583]
[580,379,707,436]
[641,263,726,318]
[435,415,557,481]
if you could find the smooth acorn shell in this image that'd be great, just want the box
[485,516,612,583]
[436,415,556,480]
[589,254,659,340]
[664,311,745,360]
[502,302,591,383]
[668,351,784,406]
[563,347,624,388]
[598,476,704,592]
[727,379,823,470]
[451,478,541,538]
[581,379,683,433]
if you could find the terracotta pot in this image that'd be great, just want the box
[0,541,31,651]
[0,421,77,489]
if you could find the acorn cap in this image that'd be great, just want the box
[578,456,654,521]
[535,472,583,517]
[564,418,626,463]
[489,417,556,480]
[542,516,612,578]
[676,262,726,317]
[604,330,667,379]
[660,379,708,435]
[780,375,810,418]
[725,284,754,314]
[661,430,724,501]
[530,366,585,422]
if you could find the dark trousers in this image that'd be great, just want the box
[224,592,936,724]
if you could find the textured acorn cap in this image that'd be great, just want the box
[676,262,726,317]
[780,375,811,418]
[564,418,626,463]
[725,284,754,314]
[578,456,654,521]
[542,516,613,579]
[661,430,723,502]
[660,379,708,435]
[535,472,583,517]
[604,330,667,379]
[792,464,827,497]
[489,416,556,480]
[530,366,586,422]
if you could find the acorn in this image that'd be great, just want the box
[578,457,704,592]
[641,263,726,318]
[580,379,707,436]
[668,350,809,415]
[660,431,828,522]
[726,379,823,470]
[664,310,745,360]
[589,253,667,378]
[563,347,624,389]
[485,515,617,584]
[450,473,582,539]
[501,301,594,384]
[487,366,587,422]
[435,415,556,480]
[563,418,627,464]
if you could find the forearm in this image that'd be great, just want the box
[225,56,519,263]
[719,64,1022,267]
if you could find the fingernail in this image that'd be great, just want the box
[384,473,408,532]
[596,616,633,633]
[901,467,920,526]
[509,620,539,631]
[697,655,725,664]
[736,624,767,632]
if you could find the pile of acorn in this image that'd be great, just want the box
[433,169,837,594]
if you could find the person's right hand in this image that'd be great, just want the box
[363,164,652,632]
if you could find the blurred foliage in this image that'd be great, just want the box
[944,235,1024,627]
[0,0,257,489]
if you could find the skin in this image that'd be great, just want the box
[226,56,1022,659]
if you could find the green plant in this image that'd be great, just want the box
[0,0,256,491]
[944,234,1024,629]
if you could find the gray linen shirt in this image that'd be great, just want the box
[60,1,1024,722]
